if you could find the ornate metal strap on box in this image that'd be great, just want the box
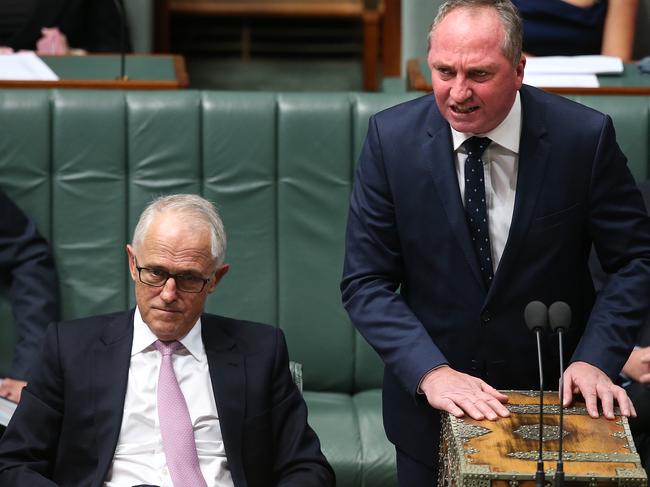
[438,391,647,487]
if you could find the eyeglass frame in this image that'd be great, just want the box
[132,256,213,294]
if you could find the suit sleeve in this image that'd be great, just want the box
[269,328,335,487]
[341,115,448,397]
[0,322,64,485]
[0,189,58,379]
[572,115,650,378]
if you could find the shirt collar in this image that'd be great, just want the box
[451,91,521,154]
[132,306,205,361]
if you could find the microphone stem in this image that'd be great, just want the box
[112,0,127,80]
[535,330,545,487]
[556,330,565,487]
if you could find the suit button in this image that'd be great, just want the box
[480,310,491,323]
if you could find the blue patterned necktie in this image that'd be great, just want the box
[463,136,493,287]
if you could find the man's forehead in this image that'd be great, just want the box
[135,230,213,267]
[431,6,503,46]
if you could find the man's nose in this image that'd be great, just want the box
[450,77,472,103]
[159,277,178,302]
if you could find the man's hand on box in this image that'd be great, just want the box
[420,366,510,421]
[563,361,636,419]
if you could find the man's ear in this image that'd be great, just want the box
[207,264,230,294]
[126,244,137,281]
[515,55,526,88]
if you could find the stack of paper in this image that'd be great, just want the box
[523,55,624,88]
[0,395,17,427]
[0,51,59,81]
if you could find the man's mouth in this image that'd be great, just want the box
[154,307,180,314]
[451,105,479,114]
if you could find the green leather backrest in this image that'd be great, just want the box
[0,90,648,394]
[0,90,418,393]
[567,95,650,181]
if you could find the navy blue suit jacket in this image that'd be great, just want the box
[341,85,650,465]
[0,188,58,379]
[0,311,334,487]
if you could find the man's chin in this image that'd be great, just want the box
[149,322,183,342]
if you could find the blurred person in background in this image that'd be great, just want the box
[0,0,131,55]
[513,0,638,61]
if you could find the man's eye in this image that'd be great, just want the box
[471,71,489,80]
[149,269,167,278]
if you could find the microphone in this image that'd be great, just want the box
[524,301,548,487]
[112,0,128,80]
[549,301,571,487]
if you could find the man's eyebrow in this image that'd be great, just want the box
[144,263,203,275]
[432,62,453,69]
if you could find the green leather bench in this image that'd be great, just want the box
[0,90,648,486]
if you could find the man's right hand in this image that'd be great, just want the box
[419,366,510,420]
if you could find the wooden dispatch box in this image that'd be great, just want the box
[438,391,647,487]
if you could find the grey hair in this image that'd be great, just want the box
[132,194,227,266]
[428,0,523,68]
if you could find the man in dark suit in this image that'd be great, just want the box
[0,194,334,486]
[340,0,650,484]
[0,188,58,403]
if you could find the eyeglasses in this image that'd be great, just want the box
[133,257,212,293]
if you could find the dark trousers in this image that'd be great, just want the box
[396,447,438,487]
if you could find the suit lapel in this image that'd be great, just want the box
[91,310,134,487]
[490,87,550,298]
[202,315,247,487]
[426,112,487,291]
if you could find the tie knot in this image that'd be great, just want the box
[154,339,182,356]
[464,136,491,157]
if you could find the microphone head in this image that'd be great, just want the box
[549,301,571,332]
[524,301,548,332]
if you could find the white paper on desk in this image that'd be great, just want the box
[0,52,59,80]
[525,55,623,75]
[523,72,600,88]
[0,395,17,427]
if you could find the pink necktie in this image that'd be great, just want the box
[154,340,208,487]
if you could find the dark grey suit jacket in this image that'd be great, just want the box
[0,311,335,487]
[0,187,58,379]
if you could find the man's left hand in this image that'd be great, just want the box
[562,361,636,419]
[0,377,27,403]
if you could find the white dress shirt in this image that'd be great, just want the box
[452,91,522,273]
[104,307,233,487]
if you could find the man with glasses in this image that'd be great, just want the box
[0,194,334,487]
